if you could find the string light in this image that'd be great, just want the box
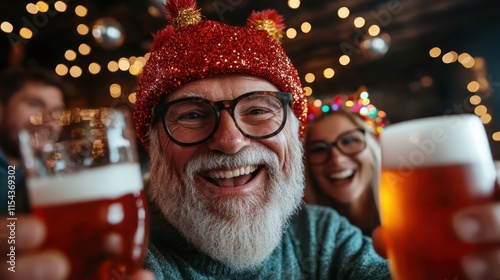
[430,46,497,141]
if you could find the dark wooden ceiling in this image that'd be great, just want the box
[1,0,499,157]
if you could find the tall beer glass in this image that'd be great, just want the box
[19,108,149,280]
[380,114,497,280]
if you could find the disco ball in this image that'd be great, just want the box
[360,33,391,57]
[92,17,125,49]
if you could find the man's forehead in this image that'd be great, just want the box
[166,75,279,102]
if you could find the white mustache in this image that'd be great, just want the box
[185,146,278,178]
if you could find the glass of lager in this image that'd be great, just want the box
[19,107,149,280]
[379,114,497,280]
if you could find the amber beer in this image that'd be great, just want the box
[20,108,148,280]
[28,162,148,280]
[380,115,497,280]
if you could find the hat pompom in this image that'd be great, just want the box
[150,25,174,52]
[166,0,202,30]
[247,9,285,42]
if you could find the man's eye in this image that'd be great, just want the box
[25,99,43,107]
[178,112,202,120]
[308,144,328,154]
[249,108,268,115]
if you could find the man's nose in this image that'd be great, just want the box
[207,110,250,154]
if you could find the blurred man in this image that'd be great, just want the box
[0,67,69,215]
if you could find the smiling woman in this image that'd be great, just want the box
[304,94,386,236]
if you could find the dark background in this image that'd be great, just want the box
[0,0,498,159]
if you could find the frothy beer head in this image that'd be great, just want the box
[382,115,494,170]
[28,163,143,207]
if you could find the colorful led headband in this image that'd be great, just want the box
[307,86,388,136]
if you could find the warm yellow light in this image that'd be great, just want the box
[36,1,49,12]
[474,105,487,116]
[305,73,315,83]
[429,47,441,58]
[339,55,350,66]
[338,7,350,19]
[128,56,137,64]
[286,28,297,39]
[118,58,130,71]
[301,22,311,33]
[480,114,492,124]
[78,43,91,55]
[88,62,101,74]
[69,66,82,78]
[313,99,322,107]
[132,60,145,69]
[469,95,481,105]
[493,132,500,141]
[128,93,137,104]
[129,64,142,76]
[304,86,313,96]
[109,84,121,98]
[458,53,471,64]
[137,56,147,66]
[462,56,475,68]
[77,24,89,35]
[55,64,68,76]
[442,51,458,64]
[64,50,77,61]
[54,1,67,12]
[345,100,354,107]
[144,52,151,60]
[26,3,38,14]
[75,5,88,17]
[288,0,300,9]
[467,81,480,93]
[20,28,33,39]
[354,17,365,28]
[323,68,335,79]
[0,22,13,33]
[368,25,380,36]
[148,6,161,17]
[108,61,119,72]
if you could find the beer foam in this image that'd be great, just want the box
[382,115,495,172]
[28,162,143,206]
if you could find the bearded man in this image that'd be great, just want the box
[3,1,500,280]
[133,1,389,279]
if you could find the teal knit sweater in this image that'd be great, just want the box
[144,204,391,280]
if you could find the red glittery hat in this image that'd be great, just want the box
[134,0,307,148]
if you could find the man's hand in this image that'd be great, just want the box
[372,174,500,280]
[0,215,154,280]
[451,174,500,280]
[0,216,70,280]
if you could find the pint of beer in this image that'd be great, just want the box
[380,114,497,280]
[19,108,149,280]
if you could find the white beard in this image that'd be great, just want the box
[148,128,304,270]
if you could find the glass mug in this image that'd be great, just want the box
[19,107,149,280]
[379,114,497,280]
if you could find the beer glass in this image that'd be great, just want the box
[19,107,149,280]
[379,114,497,280]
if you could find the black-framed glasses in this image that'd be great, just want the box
[306,128,366,165]
[153,91,293,146]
